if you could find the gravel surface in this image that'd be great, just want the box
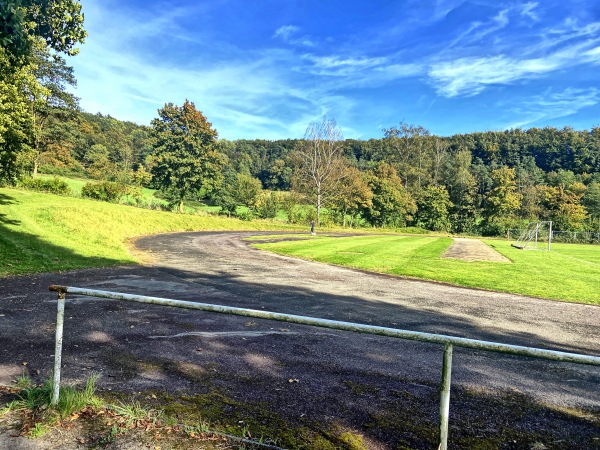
[1,231,598,449]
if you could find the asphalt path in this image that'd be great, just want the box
[131,232,600,406]
[1,231,599,448]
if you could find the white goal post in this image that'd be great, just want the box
[511,221,553,251]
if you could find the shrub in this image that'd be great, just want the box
[256,192,279,219]
[19,177,72,196]
[81,181,127,203]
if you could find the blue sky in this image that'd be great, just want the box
[69,0,600,140]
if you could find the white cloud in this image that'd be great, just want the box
[302,54,388,70]
[429,36,600,97]
[272,25,315,47]
[520,2,539,22]
[503,88,600,129]
[273,25,299,40]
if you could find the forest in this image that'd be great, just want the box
[5,105,600,237]
[1,0,599,237]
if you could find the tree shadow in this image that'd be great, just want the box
[0,193,19,226]
[0,193,15,206]
[0,192,125,275]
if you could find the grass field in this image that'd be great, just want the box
[0,187,298,277]
[252,235,600,305]
[3,186,599,304]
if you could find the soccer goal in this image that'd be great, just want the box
[512,221,553,250]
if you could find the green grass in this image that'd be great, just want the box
[253,235,600,305]
[0,187,300,276]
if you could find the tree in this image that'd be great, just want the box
[30,39,79,176]
[330,166,372,227]
[149,100,225,212]
[541,185,588,231]
[293,116,347,226]
[0,0,86,64]
[483,167,522,223]
[583,181,600,220]
[0,0,85,183]
[383,122,432,191]
[232,173,262,210]
[417,185,453,232]
[0,48,34,184]
[443,150,477,233]
[360,163,416,227]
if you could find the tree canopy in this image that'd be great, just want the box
[149,100,225,212]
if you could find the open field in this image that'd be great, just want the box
[253,234,600,305]
[0,188,299,277]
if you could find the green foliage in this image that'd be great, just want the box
[484,167,521,222]
[18,176,71,195]
[256,191,279,219]
[360,163,416,227]
[149,100,225,212]
[0,0,86,62]
[232,173,262,209]
[280,190,305,223]
[0,48,34,185]
[583,182,600,219]
[81,181,128,203]
[417,185,452,232]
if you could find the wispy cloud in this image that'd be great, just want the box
[72,0,600,138]
[428,35,600,97]
[273,25,299,40]
[272,24,315,47]
[503,88,600,129]
[520,2,539,22]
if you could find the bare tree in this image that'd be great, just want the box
[293,116,347,226]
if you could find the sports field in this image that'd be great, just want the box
[253,235,600,305]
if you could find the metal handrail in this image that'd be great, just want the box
[48,285,600,449]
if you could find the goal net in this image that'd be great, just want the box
[512,221,553,250]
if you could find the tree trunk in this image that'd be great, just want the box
[317,192,322,226]
[32,158,39,178]
[178,199,184,213]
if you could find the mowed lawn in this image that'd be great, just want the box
[253,235,600,305]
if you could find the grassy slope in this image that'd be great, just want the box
[0,188,298,277]
[253,235,600,305]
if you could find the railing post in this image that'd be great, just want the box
[439,343,453,450]
[51,289,66,406]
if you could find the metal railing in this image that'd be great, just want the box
[48,285,600,450]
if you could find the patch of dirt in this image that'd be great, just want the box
[443,237,511,262]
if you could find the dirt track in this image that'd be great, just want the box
[1,232,599,448]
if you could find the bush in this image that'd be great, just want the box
[38,163,86,178]
[236,209,255,221]
[19,177,72,196]
[256,192,279,219]
[81,181,127,203]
